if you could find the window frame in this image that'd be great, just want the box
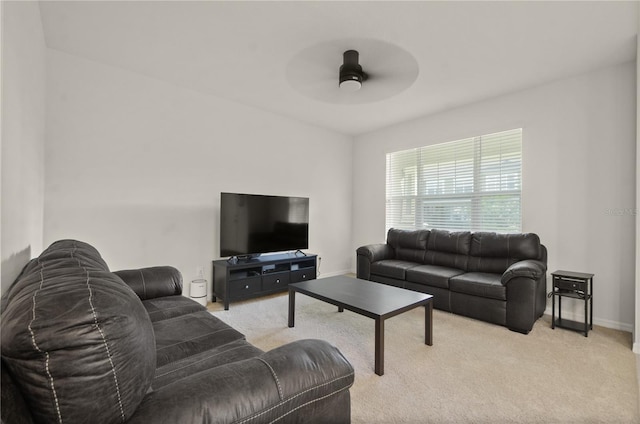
[385,128,522,233]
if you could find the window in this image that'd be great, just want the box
[386,128,522,233]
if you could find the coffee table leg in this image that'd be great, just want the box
[288,288,295,328]
[425,299,433,346]
[375,318,384,376]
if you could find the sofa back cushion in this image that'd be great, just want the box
[1,240,156,424]
[467,232,542,273]
[386,228,429,263]
[424,229,471,270]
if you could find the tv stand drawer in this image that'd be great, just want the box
[262,272,290,290]
[229,277,261,296]
[291,268,315,283]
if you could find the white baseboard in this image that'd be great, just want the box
[544,307,633,333]
[633,343,640,354]
[318,269,353,278]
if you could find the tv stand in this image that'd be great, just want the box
[213,252,317,310]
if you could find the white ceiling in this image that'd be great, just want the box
[38,1,638,136]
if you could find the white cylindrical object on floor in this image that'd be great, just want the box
[191,279,207,306]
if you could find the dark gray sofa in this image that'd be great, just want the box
[357,229,547,334]
[1,240,354,424]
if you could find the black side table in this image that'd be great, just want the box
[550,270,594,337]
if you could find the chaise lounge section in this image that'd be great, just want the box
[1,240,354,424]
[357,229,547,334]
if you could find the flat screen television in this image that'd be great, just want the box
[219,192,309,258]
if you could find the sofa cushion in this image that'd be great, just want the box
[387,228,429,262]
[153,338,263,389]
[1,361,33,424]
[449,272,506,300]
[142,295,206,322]
[370,259,419,280]
[153,310,246,367]
[405,264,465,289]
[387,228,429,250]
[37,239,111,271]
[467,232,541,273]
[424,229,471,270]
[1,240,156,424]
[427,229,472,254]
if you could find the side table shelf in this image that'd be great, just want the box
[549,270,594,337]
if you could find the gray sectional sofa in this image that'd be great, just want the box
[1,240,354,424]
[357,229,547,334]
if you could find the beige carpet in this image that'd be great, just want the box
[209,292,639,423]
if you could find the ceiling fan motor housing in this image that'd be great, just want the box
[340,50,368,87]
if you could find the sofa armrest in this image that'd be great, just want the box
[502,260,548,334]
[114,266,182,300]
[501,260,546,285]
[357,243,393,262]
[356,243,394,280]
[127,339,355,424]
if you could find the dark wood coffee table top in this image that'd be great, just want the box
[289,275,432,319]
[288,275,433,375]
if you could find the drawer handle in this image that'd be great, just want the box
[302,274,306,279]
[276,279,280,283]
[244,285,249,289]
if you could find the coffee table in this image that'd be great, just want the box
[288,275,433,376]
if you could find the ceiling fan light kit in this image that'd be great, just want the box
[339,50,367,91]
[339,78,362,92]
[286,39,419,104]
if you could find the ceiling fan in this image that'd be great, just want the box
[286,39,419,104]
[339,50,368,92]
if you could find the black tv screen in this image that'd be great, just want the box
[219,192,309,257]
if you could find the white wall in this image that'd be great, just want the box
[44,49,353,300]
[1,1,46,293]
[353,62,636,332]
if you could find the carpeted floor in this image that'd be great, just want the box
[209,292,639,423]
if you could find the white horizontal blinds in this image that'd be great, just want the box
[474,129,522,232]
[386,148,418,231]
[386,128,522,233]
[418,137,475,231]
